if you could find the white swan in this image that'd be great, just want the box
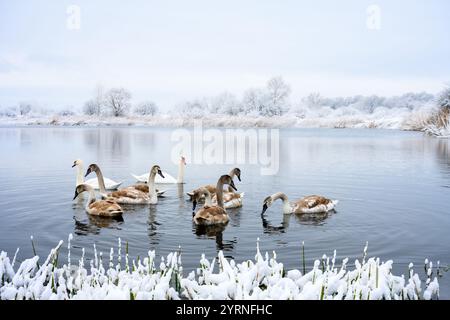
[86,163,163,205]
[73,159,122,190]
[132,156,186,184]
[261,193,338,215]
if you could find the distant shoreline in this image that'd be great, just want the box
[0,113,428,131]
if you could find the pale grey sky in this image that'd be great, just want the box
[0,0,449,109]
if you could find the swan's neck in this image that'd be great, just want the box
[228,169,235,179]
[272,192,293,214]
[148,170,157,201]
[85,188,96,210]
[76,164,84,186]
[93,167,107,195]
[283,201,294,214]
[204,190,212,207]
[215,180,225,208]
[177,161,185,183]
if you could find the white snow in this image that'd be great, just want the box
[0,93,440,131]
[0,238,441,300]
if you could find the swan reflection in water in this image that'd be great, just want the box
[73,214,124,236]
[193,223,237,257]
[261,211,335,234]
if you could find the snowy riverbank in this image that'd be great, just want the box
[0,237,440,300]
[0,107,436,130]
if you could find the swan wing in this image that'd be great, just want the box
[85,177,122,190]
[131,173,148,183]
[89,200,123,216]
[295,195,337,213]
[103,178,123,190]
[154,171,177,184]
[193,206,228,225]
[156,189,167,196]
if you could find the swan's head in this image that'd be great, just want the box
[73,184,88,200]
[180,156,186,166]
[261,195,274,215]
[233,168,241,181]
[72,159,83,168]
[151,165,165,178]
[219,174,237,191]
[84,163,99,177]
[191,187,208,213]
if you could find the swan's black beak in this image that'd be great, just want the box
[229,180,237,191]
[158,169,165,178]
[73,190,79,200]
[84,167,92,178]
[192,200,197,211]
[71,163,76,168]
[261,203,268,215]
[237,174,241,182]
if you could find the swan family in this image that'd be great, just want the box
[72,157,338,225]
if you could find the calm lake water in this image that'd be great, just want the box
[0,126,449,298]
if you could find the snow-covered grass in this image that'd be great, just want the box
[423,113,450,138]
[0,108,437,131]
[0,236,440,300]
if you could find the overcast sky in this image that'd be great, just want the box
[0,0,449,109]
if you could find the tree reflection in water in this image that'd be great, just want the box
[435,139,450,187]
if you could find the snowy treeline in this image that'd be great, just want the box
[0,237,440,300]
[177,77,291,117]
[83,86,158,117]
[0,77,447,132]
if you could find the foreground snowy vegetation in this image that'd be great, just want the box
[0,236,440,300]
[1,77,447,133]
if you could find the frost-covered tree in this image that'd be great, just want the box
[105,88,131,117]
[0,106,16,117]
[134,101,159,116]
[437,87,450,110]
[19,102,32,116]
[242,88,267,115]
[264,77,291,116]
[83,85,106,116]
[359,95,384,113]
[211,92,242,115]
[59,108,76,116]
[302,92,323,109]
[178,99,208,118]
[83,100,96,115]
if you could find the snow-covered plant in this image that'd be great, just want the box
[423,87,450,137]
[105,88,131,117]
[0,238,441,300]
[134,101,159,116]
